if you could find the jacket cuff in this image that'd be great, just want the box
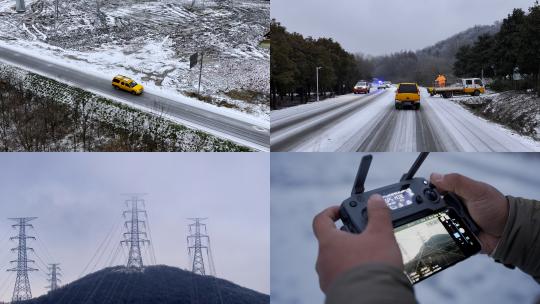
[325,263,416,304]
[492,196,540,282]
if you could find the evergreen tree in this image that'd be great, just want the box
[493,9,526,78]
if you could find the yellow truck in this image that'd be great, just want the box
[427,78,485,98]
[395,83,421,110]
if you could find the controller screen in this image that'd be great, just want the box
[393,210,476,284]
[382,188,414,210]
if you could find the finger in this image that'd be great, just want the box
[365,194,393,234]
[430,173,487,202]
[313,205,341,241]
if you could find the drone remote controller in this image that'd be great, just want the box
[339,153,480,235]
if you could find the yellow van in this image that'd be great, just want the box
[112,75,144,95]
[395,83,420,110]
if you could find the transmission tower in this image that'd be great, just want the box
[187,218,216,276]
[46,263,61,292]
[7,217,38,303]
[120,195,150,270]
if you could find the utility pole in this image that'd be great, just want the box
[54,0,59,31]
[187,218,216,276]
[15,0,25,12]
[481,68,484,85]
[46,263,61,292]
[121,195,150,270]
[7,217,38,303]
[316,66,323,102]
[198,52,204,95]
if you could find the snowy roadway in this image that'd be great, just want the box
[271,87,540,152]
[0,45,269,151]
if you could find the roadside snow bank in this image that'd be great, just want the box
[452,92,540,140]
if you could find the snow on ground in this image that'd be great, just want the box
[271,153,540,304]
[0,62,249,151]
[270,87,540,152]
[0,0,269,120]
[420,89,540,151]
[449,91,540,140]
[271,93,369,121]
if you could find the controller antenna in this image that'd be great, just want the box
[351,154,373,195]
[400,152,430,182]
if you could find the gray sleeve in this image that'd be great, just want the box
[325,263,416,304]
[492,196,540,283]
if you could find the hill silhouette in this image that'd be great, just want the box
[373,23,501,84]
[23,265,268,304]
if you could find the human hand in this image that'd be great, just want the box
[430,173,509,254]
[313,195,403,293]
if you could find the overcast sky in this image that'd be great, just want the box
[272,0,537,55]
[0,153,269,301]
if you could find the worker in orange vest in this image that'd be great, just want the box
[435,74,446,87]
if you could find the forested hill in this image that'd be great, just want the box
[417,23,501,59]
[373,23,501,85]
[23,265,269,304]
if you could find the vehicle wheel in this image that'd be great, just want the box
[415,103,420,110]
[473,90,480,96]
[395,103,400,110]
[113,85,118,90]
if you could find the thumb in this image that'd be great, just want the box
[365,194,393,234]
[430,173,486,202]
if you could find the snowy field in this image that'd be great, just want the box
[0,0,269,120]
[271,153,540,304]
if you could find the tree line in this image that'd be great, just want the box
[454,3,540,95]
[270,21,373,109]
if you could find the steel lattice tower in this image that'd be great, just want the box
[187,218,216,276]
[121,195,149,270]
[46,263,61,292]
[7,217,38,303]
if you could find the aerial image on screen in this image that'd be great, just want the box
[394,212,466,283]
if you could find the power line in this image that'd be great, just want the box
[144,214,158,265]
[0,271,14,301]
[78,219,121,278]
[7,217,38,303]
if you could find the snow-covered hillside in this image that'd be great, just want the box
[0,0,269,119]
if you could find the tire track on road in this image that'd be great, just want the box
[354,104,398,151]
[271,92,379,133]
[271,92,387,151]
[433,100,499,151]
[415,106,444,152]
